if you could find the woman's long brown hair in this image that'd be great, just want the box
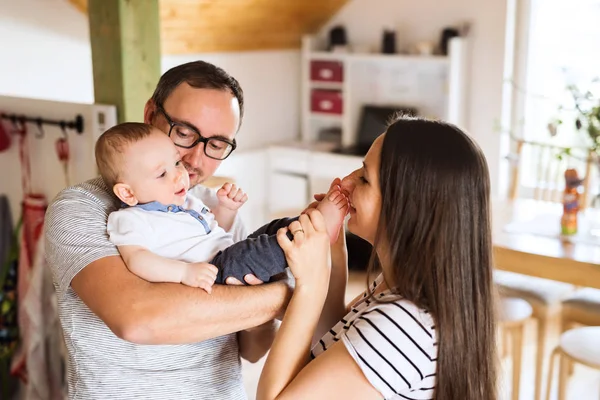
[369,117,498,399]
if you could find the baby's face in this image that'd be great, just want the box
[121,131,190,206]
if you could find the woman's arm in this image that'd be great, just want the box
[257,211,331,399]
[273,341,382,400]
[256,210,381,400]
[312,224,349,346]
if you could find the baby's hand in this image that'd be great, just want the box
[217,183,248,211]
[181,262,218,293]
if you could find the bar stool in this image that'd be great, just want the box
[562,288,600,331]
[496,271,574,400]
[545,326,600,400]
[501,297,534,400]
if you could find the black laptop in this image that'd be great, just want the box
[333,105,417,156]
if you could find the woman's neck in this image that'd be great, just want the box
[375,247,394,293]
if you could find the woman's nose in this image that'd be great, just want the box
[341,173,356,194]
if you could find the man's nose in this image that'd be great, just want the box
[183,143,205,169]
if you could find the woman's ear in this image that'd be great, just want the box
[113,183,138,206]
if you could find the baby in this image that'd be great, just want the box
[95,122,348,293]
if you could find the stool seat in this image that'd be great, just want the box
[559,327,600,369]
[562,288,600,313]
[495,271,574,305]
[501,297,533,323]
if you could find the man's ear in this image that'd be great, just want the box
[143,99,156,124]
[113,183,138,206]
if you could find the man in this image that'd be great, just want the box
[44,61,292,399]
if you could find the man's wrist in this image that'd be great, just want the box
[271,277,294,321]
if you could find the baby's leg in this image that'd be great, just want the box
[247,216,298,238]
[316,182,349,243]
[211,234,286,284]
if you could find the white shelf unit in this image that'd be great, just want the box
[300,34,469,147]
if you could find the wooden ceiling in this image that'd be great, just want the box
[69,0,349,54]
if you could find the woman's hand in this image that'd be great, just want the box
[277,209,331,292]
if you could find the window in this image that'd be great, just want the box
[516,0,600,191]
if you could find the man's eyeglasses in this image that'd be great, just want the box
[156,106,236,160]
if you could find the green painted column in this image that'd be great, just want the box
[88,0,161,123]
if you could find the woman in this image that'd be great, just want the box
[257,116,498,399]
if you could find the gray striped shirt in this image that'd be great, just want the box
[44,177,248,400]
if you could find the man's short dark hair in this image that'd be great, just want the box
[151,61,244,128]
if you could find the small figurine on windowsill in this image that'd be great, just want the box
[561,168,583,235]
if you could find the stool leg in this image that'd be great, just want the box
[557,351,569,400]
[545,348,559,400]
[512,325,524,400]
[561,320,577,377]
[503,328,510,358]
[535,317,547,400]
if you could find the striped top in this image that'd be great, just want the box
[44,177,248,400]
[312,275,437,400]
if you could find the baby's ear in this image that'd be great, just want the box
[113,183,138,206]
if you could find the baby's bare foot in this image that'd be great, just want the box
[316,185,349,244]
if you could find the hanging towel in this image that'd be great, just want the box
[8,114,60,399]
[19,227,65,400]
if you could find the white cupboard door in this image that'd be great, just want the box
[268,172,308,218]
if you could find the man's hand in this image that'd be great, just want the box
[217,183,248,211]
[225,274,263,286]
[181,262,218,293]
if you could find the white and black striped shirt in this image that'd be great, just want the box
[312,275,437,400]
[44,177,248,400]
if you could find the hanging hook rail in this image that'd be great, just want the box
[0,112,84,134]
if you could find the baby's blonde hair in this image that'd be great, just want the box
[95,122,157,188]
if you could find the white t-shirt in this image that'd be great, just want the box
[312,275,437,399]
[107,188,236,263]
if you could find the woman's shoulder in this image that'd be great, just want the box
[336,281,437,399]
[350,275,435,339]
[354,292,436,348]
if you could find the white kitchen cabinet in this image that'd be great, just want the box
[266,143,363,217]
[309,152,362,194]
[268,171,308,217]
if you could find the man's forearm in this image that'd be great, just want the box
[72,256,292,345]
[131,282,291,344]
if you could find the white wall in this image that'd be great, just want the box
[163,52,301,150]
[320,0,509,194]
[0,0,94,103]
